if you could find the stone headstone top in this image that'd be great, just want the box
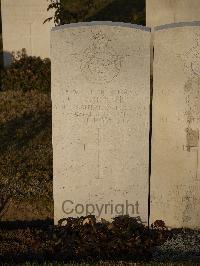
[52,21,151,32]
[155,21,200,31]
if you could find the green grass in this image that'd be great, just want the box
[0,90,53,220]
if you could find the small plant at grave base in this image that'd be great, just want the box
[151,220,167,230]
[1,49,51,93]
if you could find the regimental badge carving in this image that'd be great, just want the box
[72,30,129,84]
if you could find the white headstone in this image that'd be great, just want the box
[146,0,200,28]
[151,22,200,229]
[1,0,55,66]
[51,22,151,224]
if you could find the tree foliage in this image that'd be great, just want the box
[44,0,96,25]
[45,0,145,26]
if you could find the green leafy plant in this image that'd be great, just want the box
[44,0,96,25]
[1,49,51,93]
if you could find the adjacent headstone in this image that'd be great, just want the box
[1,0,55,66]
[151,22,200,229]
[146,0,200,75]
[51,22,151,224]
[146,0,200,28]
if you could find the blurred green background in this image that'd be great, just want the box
[60,0,145,24]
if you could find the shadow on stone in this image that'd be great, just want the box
[2,51,13,67]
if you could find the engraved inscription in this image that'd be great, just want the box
[63,87,136,126]
[182,33,200,77]
[183,45,200,181]
[185,128,199,151]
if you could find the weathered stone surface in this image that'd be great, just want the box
[147,0,200,76]
[1,0,54,66]
[146,0,200,28]
[51,22,151,224]
[151,22,200,229]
